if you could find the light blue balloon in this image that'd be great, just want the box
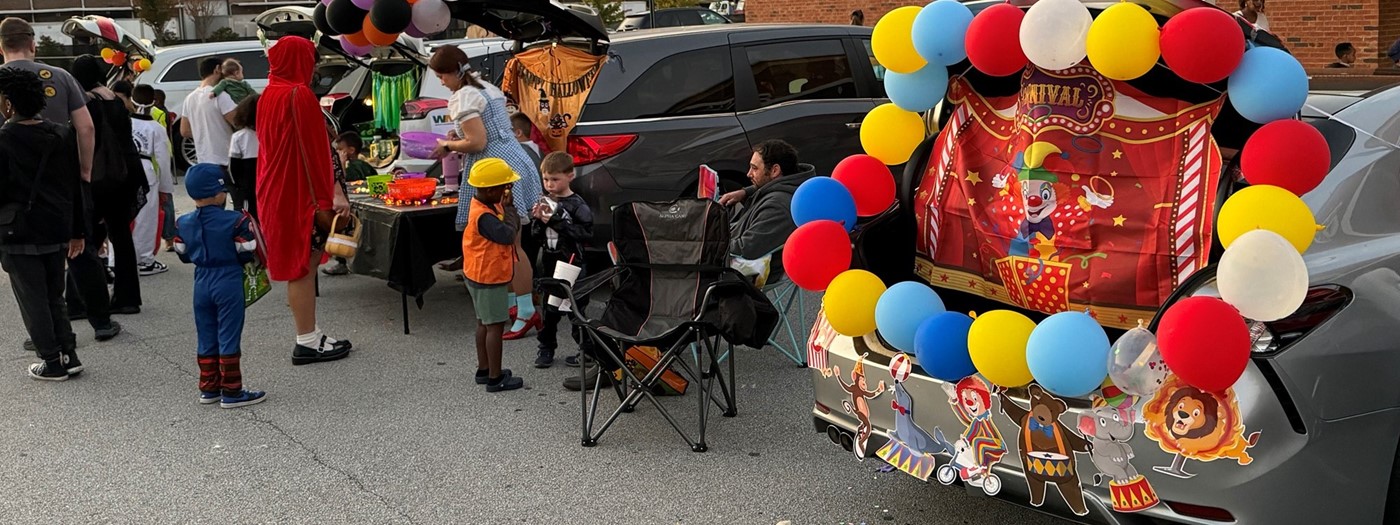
[791,177,857,231]
[886,63,949,113]
[912,0,974,66]
[1026,311,1110,398]
[1227,47,1307,124]
[875,281,946,352]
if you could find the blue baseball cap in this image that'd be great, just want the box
[185,163,227,200]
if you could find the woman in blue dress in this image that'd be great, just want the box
[430,46,545,339]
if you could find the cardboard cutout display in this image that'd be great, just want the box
[931,375,1008,495]
[876,353,941,480]
[1079,389,1160,512]
[914,69,1223,329]
[1000,384,1093,516]
[1143,374,1261,479]
[826,353,887,461]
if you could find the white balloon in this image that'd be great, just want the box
[412,0,451,34]
[1217,229,1309,322]
[1019,0,1092,71]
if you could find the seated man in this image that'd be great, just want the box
[720,139,816,285]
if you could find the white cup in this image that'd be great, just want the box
[549,261,582,312]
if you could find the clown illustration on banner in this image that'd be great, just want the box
[914,67,1223,329]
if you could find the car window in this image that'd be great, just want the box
[228,50,270,80]
[699,10,727,24]
[582,46,735,122]
[160,57,201,82]
[656,11,682,27]
[676,10,703,25]
[619,15,648,30]
[861,38,886,92]
[747,40,856,107]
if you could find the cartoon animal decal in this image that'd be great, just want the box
[930,376,1007,495]
[876,353,940,480]
[1000,384,1093,516]
[826,353,886,461]
[1079,392,1160,513]
[1143,374,1261,479]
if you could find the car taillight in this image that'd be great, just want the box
[401,98,447,120]
[1164,501,1235,522]
[568,134,637,166]
[319,93,349,110]
[1248,285,1351,355]
[814,400,832,415]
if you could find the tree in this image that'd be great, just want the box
[579,0,625,28]
[183,0,225,42]
[36,35,64,58]
[135,0,177,44]
[652,0,705,8]
[208,27,240,42]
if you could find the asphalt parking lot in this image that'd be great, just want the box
[0,197,1068,524]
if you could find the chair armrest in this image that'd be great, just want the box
[536,266,627,325]
[692,268,758,322]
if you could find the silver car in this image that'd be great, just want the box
[810,82,1400,524]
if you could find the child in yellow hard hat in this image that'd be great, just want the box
[462,158,524,392]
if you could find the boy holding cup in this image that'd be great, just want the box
[528,152,595,368]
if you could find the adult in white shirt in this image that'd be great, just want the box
[1232,0,1269,32]
[179,57,237,166]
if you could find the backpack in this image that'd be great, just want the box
[89,98,133,187]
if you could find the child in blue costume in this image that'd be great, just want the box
[172,164,267,408]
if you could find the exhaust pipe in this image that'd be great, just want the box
[827,426,842,444]
[839,432,854,452]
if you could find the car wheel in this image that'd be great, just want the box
[181,135,198,167]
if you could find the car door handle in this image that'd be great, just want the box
[846,123,861,129]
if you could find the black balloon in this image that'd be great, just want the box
[369,0,413,35]
[313,2,338,37]
[325,0,368,36]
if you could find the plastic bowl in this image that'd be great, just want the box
[387,178,438,201]
[365,174,393,196]
[399,131,446,160]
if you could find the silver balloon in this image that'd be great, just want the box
[1106,324,1169,397]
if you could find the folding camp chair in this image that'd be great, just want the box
[540,199,777,452]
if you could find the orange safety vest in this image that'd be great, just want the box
[462,199,515,285]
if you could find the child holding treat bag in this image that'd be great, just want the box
[528,152,595,368]
[463,158,525,392]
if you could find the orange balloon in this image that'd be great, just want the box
[343,30,371,47]
[362,15,398,46]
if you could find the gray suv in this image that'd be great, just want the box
[571,25,884,242]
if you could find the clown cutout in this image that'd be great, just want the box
[931,376,1007,494]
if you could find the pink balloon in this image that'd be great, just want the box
[350,0,375,10]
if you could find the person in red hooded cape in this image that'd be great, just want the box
[255,36,352,365]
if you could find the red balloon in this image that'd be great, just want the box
[965,4,1027,77]
[1241,119,1330,196]
[1156,296,1250,392]
[782,220,852,291]
[832,155,895,217]
[1161,8,1245,84]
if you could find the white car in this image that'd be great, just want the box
[391,38,513,174]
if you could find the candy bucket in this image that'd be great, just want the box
[365,174,392,196]
[399,131,445,160]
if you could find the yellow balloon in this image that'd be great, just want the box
[861,103,924,165]
[823,269,887,336]
[967,310,1036,387]
[1218,184,1317,253]
[1086,2,1160,81]
[100,48,115,60]
[136,58,152,72]
[872,6,926,74]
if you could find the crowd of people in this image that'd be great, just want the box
[0,15,862,405]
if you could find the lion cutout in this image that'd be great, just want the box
[1143,374,1261,479]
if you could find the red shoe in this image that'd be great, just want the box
[509,305,518,322]
[502,312,541,340]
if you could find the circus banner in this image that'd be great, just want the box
[913,67,1224,329]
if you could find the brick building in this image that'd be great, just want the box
[747,0,1400,73]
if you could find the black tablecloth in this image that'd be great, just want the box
[349,197,460,305]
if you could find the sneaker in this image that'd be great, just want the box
[474,368,511,385]
[94,322,122,341]
[220,389,267,408]
[138,261,169,276]
[21,340,35,353]
[321,260,349,276]
[111,306,141,316]
[563,366,616,392]
[61,352,83,376]
[27,360,69,381]
[485,375,524,392]
[199,391,221,405]
[534,350,555,369]
[291,336,352,366]
[564,353,593,368]
[164,241,176,253]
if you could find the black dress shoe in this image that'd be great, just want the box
[110,305,141,315]
[292,336,352,366]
